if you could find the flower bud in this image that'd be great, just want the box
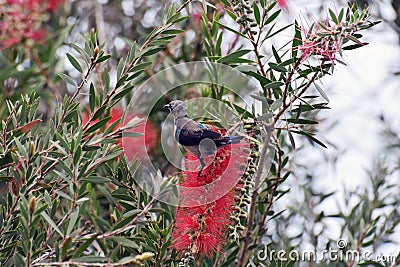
[29,196,37,215]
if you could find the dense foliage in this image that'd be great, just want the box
[0,0,398,266]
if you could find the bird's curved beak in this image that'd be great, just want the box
[163,103,171,110]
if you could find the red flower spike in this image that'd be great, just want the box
[172,129,249,258]
[82,108,158,161]
[0,0,64,50]
[277,0,288,10]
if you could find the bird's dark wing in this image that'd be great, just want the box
[177,121,221,146]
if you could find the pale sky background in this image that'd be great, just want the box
[277,0,400,256]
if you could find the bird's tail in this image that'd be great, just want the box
[229,136,244,144]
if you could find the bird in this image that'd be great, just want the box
[164,100,244,175]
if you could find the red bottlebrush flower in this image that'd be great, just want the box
[297,22,339,64]
[82,108,158,161]
[25,28,47,42]
[171,134,249,257]
[295,11,368,66]
[277,0,288,9]
[0,0,63,50]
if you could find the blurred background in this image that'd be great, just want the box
[1,0,399,261]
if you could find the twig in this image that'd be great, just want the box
[236,68,321,266]
[78,197,156,240]
[274,70,320,123]
[33,261,129,266]
[69,55,97,105]
[236,122,274,267]
[253,135,282,247]
[282,58,302,107]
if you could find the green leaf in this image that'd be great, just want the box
[267,0,277,11]
[0,151,13,167]
[263,81,283,89]
[58,73,77,87]
[338,8,344,22]
[73,256,109,263]
[245,71,271,87]
[95,54,111,64]
[216,32,223,56]
[130,62,152,73]
[361,239,374,247]
[217,22,247,38]
[292,130,327,148]
[70,43,90,63]
[141,47,164,57]
[89,83,95,112]
[288,130,296,148]
[287,118,318,124]
[253,2,261,25]
[91,106,107,122]
[66,209,80,236]
[270,99,282,111]
[85,116,111,134]
[166,14,188,24]
[265,9,281,25]
[73,235,98,257]
[74,145,82,166]
[55,190,73,201]
[220,0,229,5]
[116,74,129,88]
[67,53,82,72]
[342,42,368,50]
[109,236,139,249]
[264,23,293,40]
[123,132,144,137]
[225,9,237,21]
[111,85,134,101]
[314,83,330,102]
[217,50,252,64]
[41,212,64,237]
[272,45,281,63]
[55,132,70,151]
[268,62,287,72]
[329,9,338,24]
[117,58,125,78]
[292,20,302,58]
[101,150,122,162]
[162,29,184,35]
[257,113,273,121]
[118,257,139,264]
[250,94,268,102]
[82,176,112,183]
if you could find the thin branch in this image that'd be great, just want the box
[236,122,274,267]
[254,135,282,246]
[274,70,320,123]
[236,68,321,266]
[282,58,302,107]
[33,261,130,266]
[69,55,97,105]
[78,197,156,240]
